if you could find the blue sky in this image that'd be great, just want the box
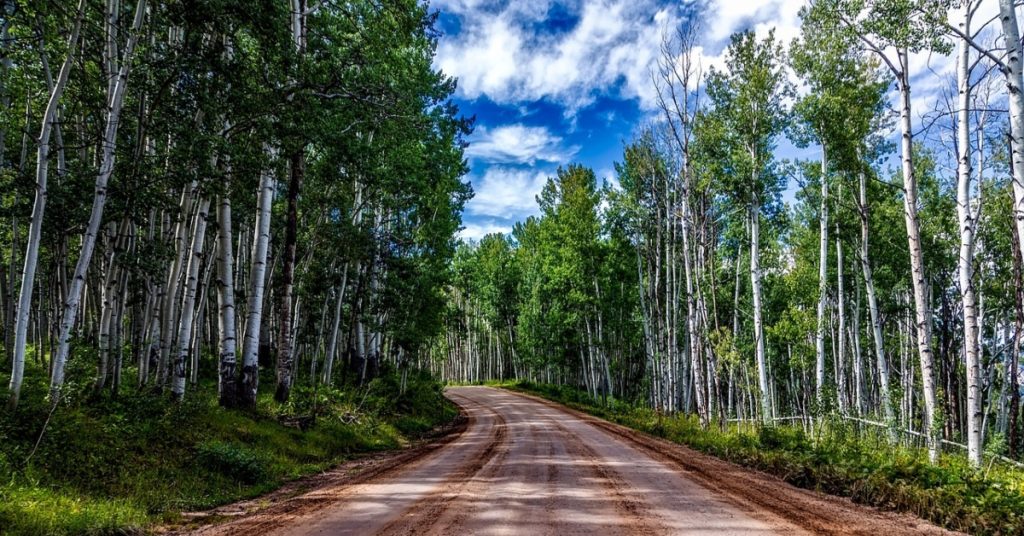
[431,0,971,240]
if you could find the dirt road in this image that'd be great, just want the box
[192,386,957,535]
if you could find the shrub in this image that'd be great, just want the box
[195,440,269,484]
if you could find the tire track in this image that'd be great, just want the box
[432,416,581,536]
[373,393,509,536]
[436,388,663,536]
[548,418,666,536]
[509,389,959,536]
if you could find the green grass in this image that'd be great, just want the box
[502,380,1024,536]
[0,356,457,536]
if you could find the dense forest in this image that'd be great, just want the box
[435,0,1024,470]
[0,0,470,410]
[4,0,1024,532]
[0,2,471,529]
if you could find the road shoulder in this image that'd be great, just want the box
[157,412,468,535]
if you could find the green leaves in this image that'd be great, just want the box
[705,29,791,206]
[792,2,889,168]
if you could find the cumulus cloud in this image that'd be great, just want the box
[704,0,802,45]
[466,167,551,219]
[466,124,579,164]
[435,0,679,112]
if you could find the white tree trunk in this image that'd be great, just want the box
[816,147,828,407]
[216,192,238,406]
[8,1,84,409]
[49,0,147,398]
[851,291,864,414]
[859,168,893,426]
[837,231,847,414]
[750,200,771,422]
[239,164,275,408]
[956,7,983,466]
[681,186,706,425]
[998,0,1024,306]
[95,221,128,391]
[322,265,348,385]
[171,198,211,400]
[897,53,939,462]
[158,182,197,384]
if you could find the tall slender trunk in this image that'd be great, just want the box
[852,285,864,414]
[321,266,348,385]
[171,198,211,401]
[816,146,828,408]
[158,183,196,385]
[275,151,303,402]
[0,11,9,172]
[837,229,847,414]
[95,221,128,392]
[217,192,239,407]
[955,7,983,466]
[897,54,939,462]
[681,189,706,424]
[859,167,893,425]
[998,0,1024,317]
[239,163,275,409]
[750,199,771,422]
[272,0,307,402]
[49,0,147,399]
[96,243,118,392]
[636,246,656,407]
[1009,213,1023,456]
[8,1,84,410]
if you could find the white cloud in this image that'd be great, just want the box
[438,16,523,102]
[466,124,579,164]
[460,220,514,241]
[436,0,683,113]
[467,167,551,219]
[703,0,803,46]
[433,0,820,113]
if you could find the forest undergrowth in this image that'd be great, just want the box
[0,353,456,536]
[500,380,1024,535]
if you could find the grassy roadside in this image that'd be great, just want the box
[498,380,1024,536]
[0,361,457,536]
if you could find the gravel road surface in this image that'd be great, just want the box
[191,386,958,535]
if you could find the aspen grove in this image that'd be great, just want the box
[0,0,470,410]
[5,0,1024,509]
[434,0,1024,470]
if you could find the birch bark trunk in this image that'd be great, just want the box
[816,146,828,408]
[859,167,893,426]
[158,182,196,385]
[321,266,348,385]
[750,199,771,422]
[171,198,211,401]
[837,231,847,414]
[217,191,239,407]
[681,184,706,425]
[239,163,275,409]
[274,0,307,402]
[897,51,940,462]
[998,0,1024,318]
[49,0,147,399]
[275,151,303,402]
[955,6,983,467]
[8,1,84,410]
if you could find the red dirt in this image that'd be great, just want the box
[180,386,961,535]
